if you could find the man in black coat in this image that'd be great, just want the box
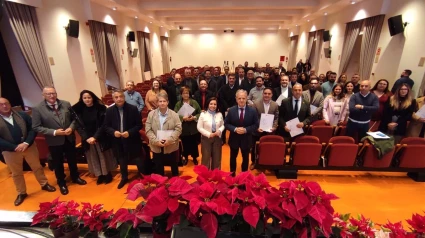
[194,79,215,111]
[273,75,292,102]
[225,89,259,174]
[218,74,238,144]
[241,69,256,92]
[212,67,225,92]
[104,90,143,189]
[204,70,218,95]
[391,69,414,94]
[182,68,198,96]
[278,84,311,141]
[166,73,183,110]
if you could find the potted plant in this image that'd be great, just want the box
[31,197,63,237]
[108,208,143,238]
[79,202,114,238]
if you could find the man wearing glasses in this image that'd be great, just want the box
[32,86,87,195]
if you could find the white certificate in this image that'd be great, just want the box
[276,94,286,106]
[286,118,304,137]
[157,130,174,141]
[415,105,425,118]
[259,113,274,132]
[310,105,317,113]
[177,103,195,117]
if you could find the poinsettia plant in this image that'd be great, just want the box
[31,197,81,232]
[407,212,425,237]
[79,202,114,236]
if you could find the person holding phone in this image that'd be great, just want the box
[145,92,182,176]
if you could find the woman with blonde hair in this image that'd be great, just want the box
[145,79,166,112]
[322,84,349,126]
[378,83,415,143]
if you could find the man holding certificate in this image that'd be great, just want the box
[278,84,311,141]
[145,92,182,176]
[250,87,279,170]
[225,89,259,174]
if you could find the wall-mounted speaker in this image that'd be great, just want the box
[128,31,135,42]
[66,20,79,38]
[388,15,405,36]
[323,30,330,42]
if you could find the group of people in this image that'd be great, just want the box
[0,60,423,206]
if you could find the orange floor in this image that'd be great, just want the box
[0,142,424,228]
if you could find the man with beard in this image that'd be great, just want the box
[351,73,361,93]
[248,76,265,102]
[263,72,272,88]
[270,67,281,89]
[289,72,298,88]
[273,75,292,102]
[235,68,246,88]
[391,69,414,93]
[322,72,337,97]
[302,78,324,123]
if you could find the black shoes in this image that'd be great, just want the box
[117,178,128,189]
[193,158,199,165]
[72,177,87,185]
[104,173,113,184]
[41,184,56,192]
[59,186,69,195]
[14,194,28,206]
[97,175,105,185]
[182,157,188,166]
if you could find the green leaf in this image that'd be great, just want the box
[179,214,190,228]
[254,219,265,235]
[342,213,350,221]
[79,226,90,237]
[119,223,131,238]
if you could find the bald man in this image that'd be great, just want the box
[0,97,56,206]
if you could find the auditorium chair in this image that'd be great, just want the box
[255,135,287,168]
[308,120,335,144]
[369,121,380,132]
[290,136,322,166]
[359,139,394,168]
[324,136,358,167]
[394,137,425,168]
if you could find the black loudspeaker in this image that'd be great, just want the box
[323,30,330,41]
[66,20,79,38]
[388,15,404,36]
[128,31,135,42]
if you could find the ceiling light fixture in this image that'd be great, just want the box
[149,21,152,24]
[160,26,163,27]
[307,20,310,22]
[351,1,355,4]
[324,12,328,15]
[296,24,298,26]
[135,16,138,19]
[112,7,117,10]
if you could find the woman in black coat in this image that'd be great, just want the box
[72,90,117,185]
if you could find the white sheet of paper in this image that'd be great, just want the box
[366,131,390,139]
[276,94,286,106]
[310,105,317,113]
[259,113,274,132]
[177,103,195,117]
[286,118,304,137]
[157,130,174,141]
[415,104,425,118]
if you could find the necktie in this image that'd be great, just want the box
[51,104,60,118]
[294,100,299,115]
[239,108,244,126]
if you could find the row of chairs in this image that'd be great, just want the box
[255,135,425,182]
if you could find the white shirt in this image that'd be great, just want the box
[238,77,244,86]
[281,86,289,98]
[0,112,14,126]
[263,101,271,114]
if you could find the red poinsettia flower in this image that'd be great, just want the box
[80,203,114,232]
[349,215,375,238]
[194,165,231,184]
[381,220,410,238]
[126,174,169,200]
[407,212,425,234]
[109,208,143,229]
[31,197,61,227]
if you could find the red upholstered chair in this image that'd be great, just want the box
[395,137,425,168]
[291,136,322,166]
[257,136,286,166]
[369,121,380,132]
[325,136,358,167]
[35,136,50,161]
[309,125,335,144]
[361,142,394,168]
[139,130,149,144]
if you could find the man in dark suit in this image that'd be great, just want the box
[32,86,87,195]
[241,69,256,92]
[166,68,177,87]
[166,73,183,110]
[250,88,279,170]
[218,74,238,144]
[194,79,214,111]
[104,90,144,189]
[302,78,324,123]
[224,89,259,174]
[204,70,218,94]
[182,68,198,95]
[235,68,246,88]
[278,62,287,75]
[1,97,56,206]
[278,84,311,140]
[213,67,225,92]
[296,59,304,74]
[273,75,292,102]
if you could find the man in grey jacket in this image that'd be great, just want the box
[32,86,86,195]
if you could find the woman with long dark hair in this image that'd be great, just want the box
[370,79,390,121]
[378,84,416,144]
[72,90,117,184]
[344,81,355,98]
[322,84,349,126]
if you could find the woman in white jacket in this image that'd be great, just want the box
[197,97,224,169]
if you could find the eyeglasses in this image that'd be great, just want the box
[44,93,57,96]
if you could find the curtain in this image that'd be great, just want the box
[137,31,147,81]
[305,31,316,61]
[104,24,123,88]
[88,20,107,96]
[160,36,170,74]
[143,32,153,79]
[5,1,54,89]
[359,15,385,80]
[339,20,363,75]
[288,35,299,70]
[312,29,324,71]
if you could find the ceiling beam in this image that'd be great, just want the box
[139,0,319,11]
[155,9,304,17]
[172,22,281,26]
[166,16,292,22]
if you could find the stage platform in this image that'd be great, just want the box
[0,143,424,229]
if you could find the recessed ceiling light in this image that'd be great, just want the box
[324,12,328,15]
[149,21,152,23]
[296,24,298,26]
[307,20,310,22]
[160,26,163,27]
[135,16,138,19]
[112,7,117,10]
[351,1,355,4]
